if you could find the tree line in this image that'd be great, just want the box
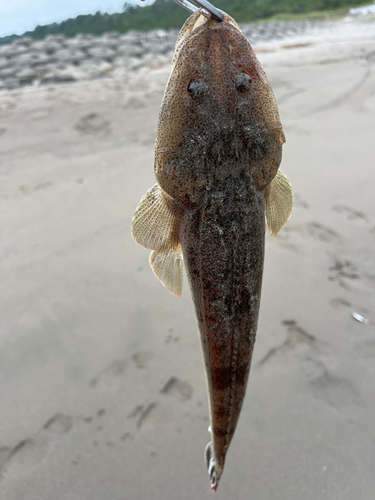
[0,0,367,45]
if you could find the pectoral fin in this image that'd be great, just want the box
[150,243,183,298]
[265,170,293,236]
[131,183,183,297]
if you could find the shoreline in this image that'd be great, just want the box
[0,17,374,92]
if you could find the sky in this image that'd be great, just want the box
[0,0,154,38]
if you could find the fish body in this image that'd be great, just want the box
[181,179,264,489]
[132,9,293,492]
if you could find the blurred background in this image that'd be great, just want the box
[1,1,375,499]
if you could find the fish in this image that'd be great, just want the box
[131,8,293,492]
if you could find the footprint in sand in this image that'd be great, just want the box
[90,359,128,389]
[260,322,365,411]
[333,204,369,224]
[303,358,364,410]
[126,377,193,431]
[75,113,111,137]
[305,222,341,244]
[127,405,144,419]
[120,432,133,442]
[160,376,194,402]
[260,321,316,365]
[2,414,73,473]
[43,413,73,434]
[132,351,152,369]
[276,221,341,250]
[91,352,153,388]
[328,259,360,288]
[5,439,51,469]
[135,402,171,430]
[330,297,352,310]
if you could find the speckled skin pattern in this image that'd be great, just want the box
[154,10,285,492]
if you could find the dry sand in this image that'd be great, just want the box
[1,20,375,500]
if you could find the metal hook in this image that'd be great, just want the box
[172,0,224,22]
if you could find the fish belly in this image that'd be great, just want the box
[180,181,265,474]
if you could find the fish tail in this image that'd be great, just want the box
[204,441,224,493]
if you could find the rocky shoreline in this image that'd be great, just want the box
[0,19,335,91]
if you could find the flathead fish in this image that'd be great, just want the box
[131,8,293,492]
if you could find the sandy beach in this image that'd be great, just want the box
[1,17,375,499]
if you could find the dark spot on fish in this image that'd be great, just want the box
[210,362,250,390]
[213,425,236,437]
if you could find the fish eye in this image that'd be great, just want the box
[187,78,207,100]
[235,72,252,94]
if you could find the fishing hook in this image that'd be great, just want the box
[172,0,224,22]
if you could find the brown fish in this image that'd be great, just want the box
[131,9,293,492]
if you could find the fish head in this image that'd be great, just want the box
[154,10,285,209]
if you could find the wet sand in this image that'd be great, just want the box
[0,20,375,499]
